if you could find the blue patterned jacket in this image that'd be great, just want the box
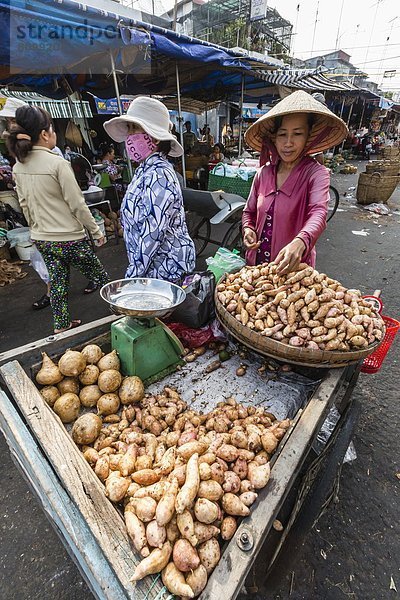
[121,153,195,281]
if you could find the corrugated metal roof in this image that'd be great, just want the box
[0,89,93,119]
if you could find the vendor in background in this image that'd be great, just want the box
[222,124,233,148]
[104,97,195,282]
[209,143,225,163]
[171,123,181,144]
[7,106,109,333]
[201,126,215,147]
[98,142,122,182]
[64,144,73,161]
[183,121,197,154]
[242,90,348,274]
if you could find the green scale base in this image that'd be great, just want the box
[111,316,184,383]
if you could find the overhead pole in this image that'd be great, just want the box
[334,0,345,50]
[311,0,320,55]
[176,63,186,188]
[238,74,245,156]
[109,49,133,179]
[291,3,300,57]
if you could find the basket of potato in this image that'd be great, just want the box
[215,263,385,368]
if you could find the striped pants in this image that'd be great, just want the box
[35,240,109,330]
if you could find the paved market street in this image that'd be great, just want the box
[0,163,399,599]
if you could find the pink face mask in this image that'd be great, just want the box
[125,133,157,162]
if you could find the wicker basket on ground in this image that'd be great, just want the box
[356,171,400,205]
[380,147,400,161]
[365,160,400,177]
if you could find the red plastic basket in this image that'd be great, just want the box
[361,315,400,374]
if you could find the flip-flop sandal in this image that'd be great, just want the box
[54,320,82,334]
[83,281,99,294]
[32,294,50,310]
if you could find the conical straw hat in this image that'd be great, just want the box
[245,90,348,154]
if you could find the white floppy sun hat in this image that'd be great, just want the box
[103,96,183,158]
[0,96,27,118]
[245,90,348,154]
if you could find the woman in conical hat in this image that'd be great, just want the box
[242,90,348,273]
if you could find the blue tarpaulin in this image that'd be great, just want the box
[0,0,280,98]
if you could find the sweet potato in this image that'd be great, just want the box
[156,478,179,526]
[221,493,250,517]
[175,453,200,514]
[173,539,200,572]
[177,509,198,547]
[222,471,241,494]
[185,565,208,597]
[198,538,221,575]
[146,520,167,549]
[125,505,149,557]
[194,498,219,524]
[221,516,238,540]
[248,461,271,489]
[130,496,157,523]
[131,469,160,486]
[239,491,258,507]
[162,562,194,598]
[131,541,172,581]
[198,480,224,502]
[216,444,239,462]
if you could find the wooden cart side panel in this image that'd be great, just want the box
[0,391,129,600]
[0,360,167,600]
[0,315,119,370]
[200,368,344,600]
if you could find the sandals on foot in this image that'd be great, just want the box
[83,281,99,294]
[54,320,82,334]
[32,294,50,310]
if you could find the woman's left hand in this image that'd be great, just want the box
[272,238,306,275]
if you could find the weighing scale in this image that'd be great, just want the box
[100,278,186,383]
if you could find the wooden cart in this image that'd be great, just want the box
[0,316,362,599]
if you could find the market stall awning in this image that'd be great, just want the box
[0,0,282,100]
[0,89,92,119]
[255,67,359,91]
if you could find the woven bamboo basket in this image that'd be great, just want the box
[365,161,400,177]
[380,147,400,160]
[356,171,400,205]
[215,296,382,369]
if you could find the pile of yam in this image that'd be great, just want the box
[99,209,123,238]
[216,262,385,352]
[35,345,289,597]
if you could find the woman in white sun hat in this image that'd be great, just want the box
[104,96,195,282]
[242,90,348,274]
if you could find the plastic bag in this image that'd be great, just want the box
[363,203,389,215]
[6,226,31,247]
[171,271,215,328]
[312,406,357,464]
[206,247,246,282]
[168,318,227,349]
[30,245,50,284]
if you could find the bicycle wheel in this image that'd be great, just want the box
[186,212,211,256]
[327,185,339,223]
[222,221,244,255]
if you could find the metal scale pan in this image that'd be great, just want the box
[100,278,186,319]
